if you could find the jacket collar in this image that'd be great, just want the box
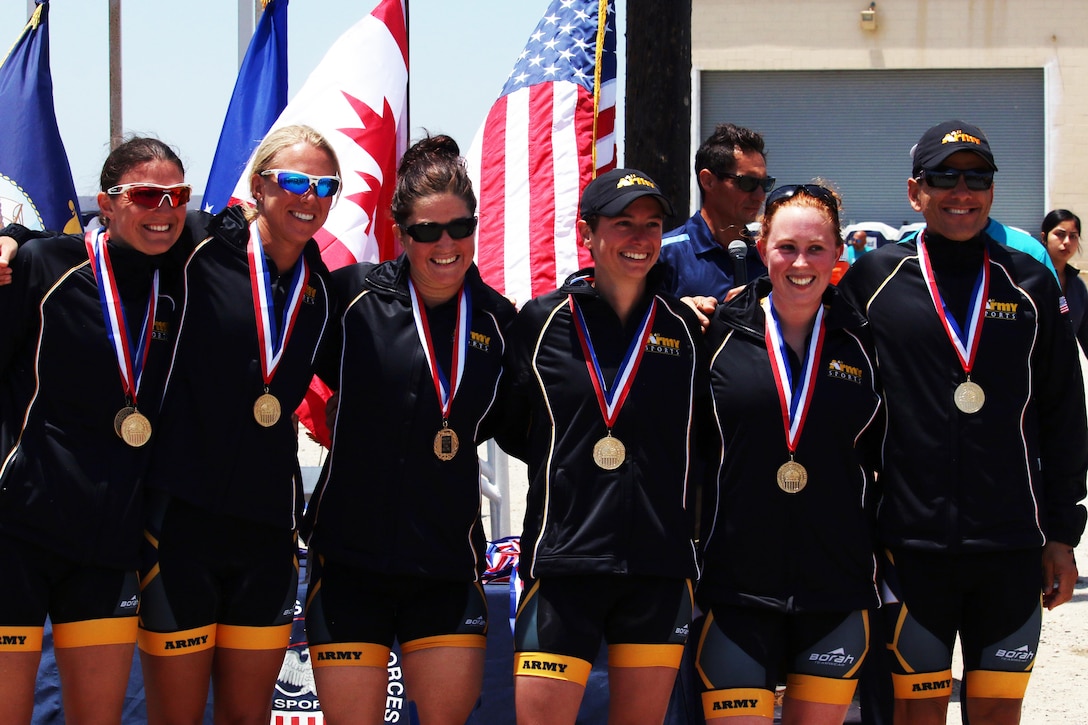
[205,205,326,275]
[206,204,250,251]
[719,276,868,339]
[362,253,488,301]
[559,263,670,299]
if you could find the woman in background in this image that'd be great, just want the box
[1041,209,1088,353]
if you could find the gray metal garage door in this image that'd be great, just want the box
[700,68,1044,235]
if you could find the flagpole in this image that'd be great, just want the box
[238,0,263,67]
[108,0,122,149]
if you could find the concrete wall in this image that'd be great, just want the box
[692,0,1088,248]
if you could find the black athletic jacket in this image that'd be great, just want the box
[304,256,516,579]
[838,232,1088,551]
[0,221,195,568]
[497,267,710,581]
[698,278,882,612]
[145,206,332,530]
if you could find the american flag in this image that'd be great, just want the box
[272,716,321,725]
[466,0,618,308]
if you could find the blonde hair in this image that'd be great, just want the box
[246,125,341,221]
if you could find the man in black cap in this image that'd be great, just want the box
[896,125,1057,279]
[839,120,1088,725]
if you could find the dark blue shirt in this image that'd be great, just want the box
[658,212,766,300]
[1065,263,1088,355]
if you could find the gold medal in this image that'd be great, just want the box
[89,230,160,448]
[120,410,152,448]
[254,392,281,427]
[592,435,626,470]
[776,460,808,494]
[954,380,985,414]
[434,426,460,461]
[113,406,136,438]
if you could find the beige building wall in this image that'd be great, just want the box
[692,0,1088,242]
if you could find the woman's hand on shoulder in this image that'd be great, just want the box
[0,236,18,286]
[680,295,718,333]
[723,284,747,303]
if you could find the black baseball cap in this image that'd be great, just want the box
[910,120,998,174]
[579,168,674,218]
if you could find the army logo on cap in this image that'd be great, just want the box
[616,173,657,190]
[941,129,983,147]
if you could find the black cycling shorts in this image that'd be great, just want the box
[514,574,693,686]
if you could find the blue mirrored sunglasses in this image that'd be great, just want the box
[261,169,342,198]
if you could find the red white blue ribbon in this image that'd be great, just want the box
[917,232,989,376]
[410,280,470,420]
[85,228,158,406]
[248,221,309,387]
[569,294,657,429]
[762,294,825,455]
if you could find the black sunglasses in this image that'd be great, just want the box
[765,183,837,208]
[399,217,478,243]
[718,172,776,193]
[916,168,994,191]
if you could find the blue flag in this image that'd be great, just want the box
[202,0,289,213]
[0,1,82,233]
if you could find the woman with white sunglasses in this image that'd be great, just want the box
[136,124,340,725]
[0,136,197,724]
[301,134,515,725]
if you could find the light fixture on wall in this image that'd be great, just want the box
[860,2,877,31]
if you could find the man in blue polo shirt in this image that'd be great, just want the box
[659,123,774,299]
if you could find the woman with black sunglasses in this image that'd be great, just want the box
[696,183,883,725]
[0,136,199,724]
[135,124,339,725]
[301,134,515,725]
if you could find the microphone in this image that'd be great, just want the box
[727,239,749,287]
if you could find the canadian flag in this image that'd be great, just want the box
[229,0,409,268]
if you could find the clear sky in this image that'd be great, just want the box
[0,0,626,197]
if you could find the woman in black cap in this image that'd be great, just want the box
[498,168,711,725]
